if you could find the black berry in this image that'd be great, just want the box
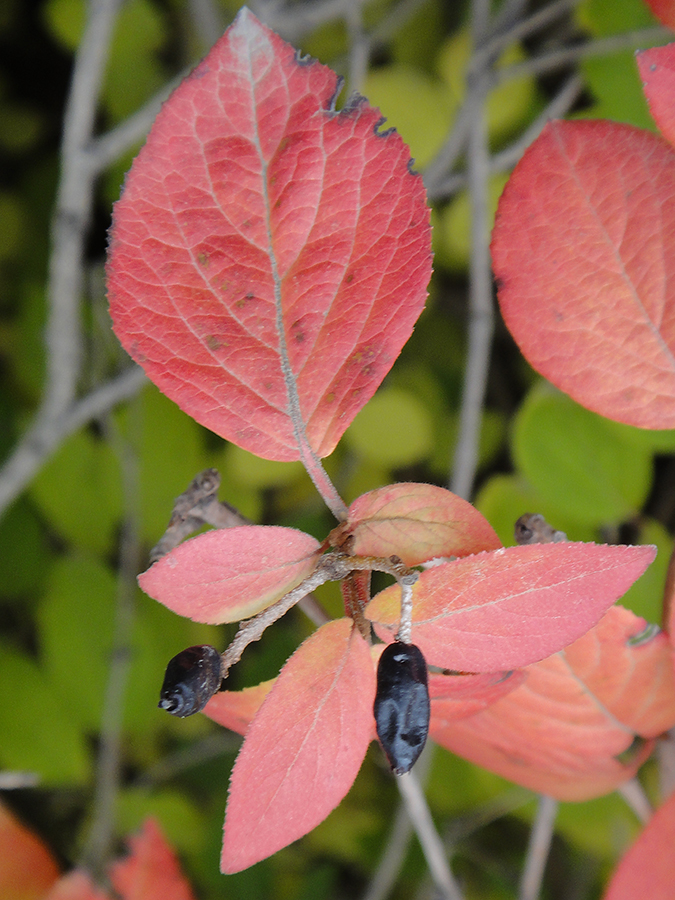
[158,645,222,717]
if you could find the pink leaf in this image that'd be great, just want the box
[428,670,526,720]
[642,0,675,30]
[107,9,431,462]
[138,526,320,624]
[491,119,675,429]
[431,607,670,801]
[603,790,675,900]
[110,820,196,900]
[45,873,109,900]
[203,679,275,735]
[221,617,375,872]
[334,483,501,565]
[366,542,656,671]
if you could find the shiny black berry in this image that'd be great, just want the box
[374,641,430,775]
[158,645,222,717]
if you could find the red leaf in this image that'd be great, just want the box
[366,542,656,671]
[428,670,526,719]
[637,44,675,147]
[430,607,670,801]
[603,789,675,900]
[203,679,275,735]
[107,9,431,462]
[642,0,675,30]
[138,526,320,624]
[492,119,675,429]
[221,617,375,872]
[0,800,60,900]
[110,820,196,900]
[336,483,501,565]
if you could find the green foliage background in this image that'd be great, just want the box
[0,0,671,897]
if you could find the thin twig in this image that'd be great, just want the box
[428,73,583,202]
[449,70,493,500]
[0,772,40,790]
[617,778,653,824]
[396,770,465,900]
[496,25,670,84]
[0,366,145,518]
[188,0,224,50]
[79,415,142,878]
[479,0,580,72]
[345,0,370,95]
[518,795,558,900]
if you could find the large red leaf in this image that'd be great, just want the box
[603,789,675,900]
[492,119,675,429]
[335,483,501,565]
[107,9,431,462]
[110,820,196,900]
[366,542,656,671]
[637,44,675,148]
[203,679,275,735]
[430,607,671,801]
[221,617,375,872]
[138,526,320,623]
[642,0,675,30]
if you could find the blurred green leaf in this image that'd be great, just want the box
[362,65,456,168]
[344,386,434,467]
[0,499,52,600]
[30,426,124,554]
[618,518,671,624]
[0,642,90,784]
[116,785,206,854]
[512,385,653,527]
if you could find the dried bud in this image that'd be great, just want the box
[374,641,430,775]
[159,645,222,717]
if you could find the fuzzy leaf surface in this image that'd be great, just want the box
[337,483,501,565]
[603,789,675,900]
[107,9,431,462]
[138,526,321,624]
[366,542,656,671]
[221,617,375,872]
[492,119,675,429]
[203,679,274,735]
[431,607,671,801]
[637,44,675,147]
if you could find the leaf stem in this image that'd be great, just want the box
[396,769,465,900]
[518,795,558,900]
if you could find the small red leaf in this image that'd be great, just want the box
[107,9,431,462]
[338,483,501,565]
[642,0,675,30]
[45,872,109,900]
[110,820,196,900]
[637,44,675,147]
[603,790,675,900]
[138,526,320,623]
[0,800,60,900]
[492,119,675,429]
[203,679,275,735]
[428,670,525,719]
[430,608,669,800]
[366,543,656,671]
[221,618,375,872]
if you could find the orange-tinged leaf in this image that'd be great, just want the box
[367,543,656,671]
[203,679,275,735]
[637,44,675,146]
[338,483,501,565]
[0,800,60,900]
[492,119,675,429]
[107,9,431,462]
[431,606,673,801]
[138,526,320,624]
[603,789,675,900]
[221,618,375,872]
[109,819,196,900]
[44,871,109,900]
